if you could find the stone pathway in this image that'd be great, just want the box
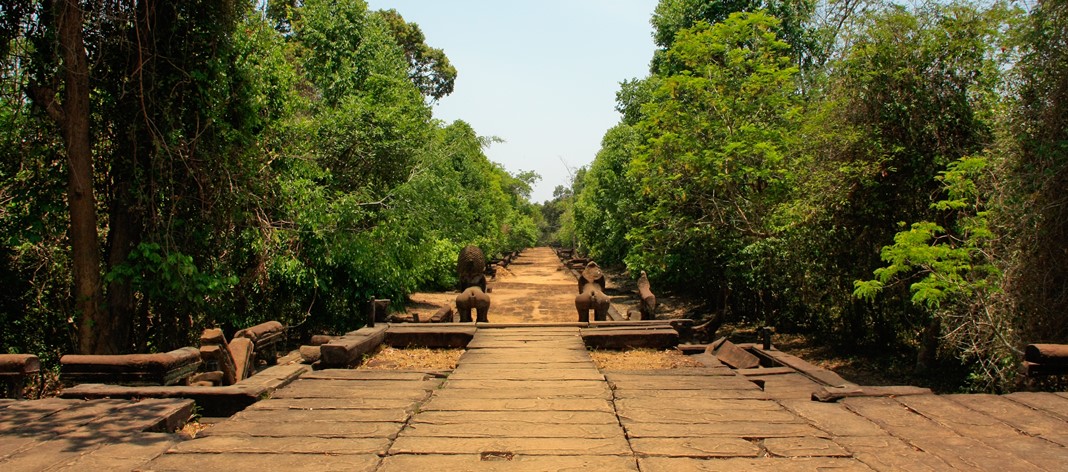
[141,324,1068,471]
[0,397,191,471]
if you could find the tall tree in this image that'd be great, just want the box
[25,0,106,353]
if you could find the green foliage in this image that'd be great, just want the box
[854,156,1000,308]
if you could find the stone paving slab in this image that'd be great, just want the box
[639,456,875,471]
[1005,392,1068,422]
[389,436,633,455]
[843,397,1044,472]
[896,394,1068,471]
[606,374,760,390]
[168,435,391,454]
[249,397,425,410]
[836,435,956,471]
[949,393,1068,447]
[763,437,851,457]
[429,385,613,400]
[230,407,411,423]
[623,421,827,438]
[778,399,887,437]
[377,454,640,471]
[421,397,615,412]
[612,387,770,400]
[199,420,404,438]
[400,422,624,438]
[447,368,604,381]
[145,452,382,471]
[410,410,620,425]
[630,437,761,457]
[299,370,435,381]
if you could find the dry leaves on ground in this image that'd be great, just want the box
[359,345,464,370]
[590,348,704,370]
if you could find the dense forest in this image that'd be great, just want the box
[540,0,1068,390]
[0,1,539,360]
[1,0,1065,393]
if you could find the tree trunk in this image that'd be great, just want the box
[58,0,108,354]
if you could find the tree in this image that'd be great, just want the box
[377,9,457,101]
[20,0,105,354]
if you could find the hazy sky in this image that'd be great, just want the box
[364,0,659,203]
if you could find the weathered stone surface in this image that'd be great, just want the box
[836,436,954,472]
[378,454,639,472]
[430,385,613,400]
[400,422,623,438]
[201,420,404,438]
[231,407,411,423]
[813,385,932,402]
[763,437,851,457]
[624,421,826,439]
[421,397,615,413]
[389,436,632,456]
[168,436,391,455]
[410,410,619,425]
[1004,392,1068,422]
[606,373,759,390]
[617,406,800,424]
[300,370,434,381]
[950,393,1068,447]
[447,368,603,381]
[613,387,769,400]
[250,397,425,411]
[638,457,874,472]
[46,433,179,472]
[843,397,1044,472]
[779,399,887,437]
[145,452,381,472]
[630,437,761,457]
[896,394,1068,471]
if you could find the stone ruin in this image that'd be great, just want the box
[456,244,491,322]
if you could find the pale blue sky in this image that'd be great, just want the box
[365,0,659,202]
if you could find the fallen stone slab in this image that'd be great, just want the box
[60,347,201,387]
[298,345,321,364]
[714,340,761,369]
[319,326,387,368]
[1024,343,1068,365]
[384,325,476,348]
[199,328,227,346]
[228,337,254,381]
[199,345,237,385]
[752,347,853,388]
[580,327,678,349]
[837,435,955,471]
[812,385,932,403]
[235,320,285,365]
